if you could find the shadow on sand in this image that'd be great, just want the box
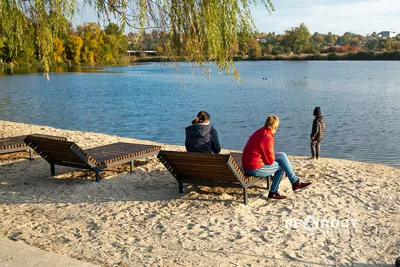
[0,156,268,205]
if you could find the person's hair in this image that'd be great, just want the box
[264,115,280,130]
[192,111,210,125]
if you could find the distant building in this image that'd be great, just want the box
[126,50,156,56]
[378,31,397,38]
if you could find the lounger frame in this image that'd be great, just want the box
[157,151,271,205]
[24,135,161,181]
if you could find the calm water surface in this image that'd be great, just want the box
[1,61,400,168]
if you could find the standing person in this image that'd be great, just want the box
[309,107,325,160]
[185,111,221,154]
[242,115,311,199]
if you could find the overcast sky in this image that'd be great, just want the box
[251,0,400,35]
[72,0,400,36]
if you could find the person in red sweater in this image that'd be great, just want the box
[242,115,311,199]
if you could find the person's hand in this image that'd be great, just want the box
[310,137,314,140]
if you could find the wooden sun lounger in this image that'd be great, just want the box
[0,135,67,160]
[157,151,271,205]
[24,135,162,182]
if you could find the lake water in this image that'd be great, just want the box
[1,61,400,168]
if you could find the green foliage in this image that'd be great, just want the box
[283,23,312,54]
[0,0,274,78]
[67,35,83,64]
[52,38,66,63]
[231,50,400,61]
[365,39,378,50]
[3,10,400,73]
[247,39,261,58]
[264,44,273,55]
[324,32,337,45]
[0,0,74,74]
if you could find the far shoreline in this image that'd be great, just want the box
[2,50,400,75]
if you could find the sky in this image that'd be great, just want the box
[72,0,400,36]
[251,0,400,35]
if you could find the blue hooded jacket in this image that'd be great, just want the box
[185,124,221,154]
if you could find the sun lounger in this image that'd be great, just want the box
[0,134,67,160]
[24,135,161,182]
[157,151,271,205]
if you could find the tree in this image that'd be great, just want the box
[78,23,104,64]
[0,8,36,63]
[365,39,378,51]
[67,35,83,64]
[283,23,312,54]
[311,32,325,51]
[248,38,261,58]
[52,37,65,63]
[0,0,274,78]
[105,23,122,36]
[378,39,392,51]
[155,31,171,56]
[0,38,4,59]
[324,32,337,46]
[265,44,273,55]
[238,32,249,56]
[272,44,284,55]
[392,41,400,51]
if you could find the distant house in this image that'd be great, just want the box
[378,31,397,38]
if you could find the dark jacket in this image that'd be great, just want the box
[185,124,221,154]
[310,116,325,141]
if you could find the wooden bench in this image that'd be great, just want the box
[157,151,271,205]
[0,134,67,160]
[24,135,161,181]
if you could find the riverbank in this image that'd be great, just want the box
[0,120,399,266]
[2,50,400,76]
[132,50,400,63]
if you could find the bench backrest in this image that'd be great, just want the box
[24,135,94,167]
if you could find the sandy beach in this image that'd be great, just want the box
[0,120,399,266]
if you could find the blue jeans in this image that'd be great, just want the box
[244,152,298,193]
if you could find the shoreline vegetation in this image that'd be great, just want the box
[135,50,400,62]
[2,50,400,75]
[0,120,399,265]
[2,19,400,77]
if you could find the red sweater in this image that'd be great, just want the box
[242,127,275,170]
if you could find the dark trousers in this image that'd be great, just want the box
[310,140,321,158]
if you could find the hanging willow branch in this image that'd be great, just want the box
[0,0,274,78]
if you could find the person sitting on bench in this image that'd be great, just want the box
[185,110,221,154]
[242,114,311,199]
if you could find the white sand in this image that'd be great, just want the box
[0,120,399,266]
[0,237,97,267]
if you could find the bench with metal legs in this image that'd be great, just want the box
[158,151,272,205]
[24,135,161,182]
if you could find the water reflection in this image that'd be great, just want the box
[0,64,149,75]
